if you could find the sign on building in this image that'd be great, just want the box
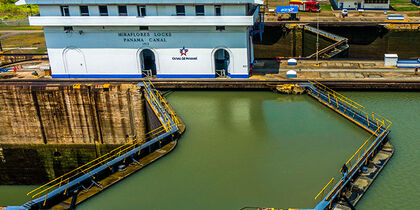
[276,6,299,14]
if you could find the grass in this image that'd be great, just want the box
[390,0,420,11]
[1,32,46,54]
[320,4,334,11]
[392,6,420,11]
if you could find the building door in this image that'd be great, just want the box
[214,49,230,78]
[340,3,344,9]
[357,2,362,9]
[140,49,156,78]
[64,49,86,75]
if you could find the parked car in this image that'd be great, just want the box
[341,9,348,17]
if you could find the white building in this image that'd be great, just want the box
[334,0,389,10]
[16,0,263,79]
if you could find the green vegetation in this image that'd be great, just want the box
[320,4,333,11]
[390,0,420,11]
[0,0,39,20]
[0,32,46,53]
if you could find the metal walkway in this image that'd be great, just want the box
[9,81,181,210]
[304,25,349,59]
[302,80,392,210]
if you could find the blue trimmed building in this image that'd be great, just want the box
[16,0,263,79]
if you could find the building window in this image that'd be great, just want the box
[365,0,387,3]
[176,5,185,16]
[64,26,73,32]
[80,6,89,16]
[215,5,221,16]
[216,26,225,31]
[195,5,204,16]
[99,6,108,16]
[60,6,70,16]
[137,5,146,16]
[140,26,149,30]
[118,6,128,16]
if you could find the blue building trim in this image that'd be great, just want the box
[397,66,419,68]
[229,74,249,79]
[156,74,216,79]
[51,74,250,79]
[52,74,143,79]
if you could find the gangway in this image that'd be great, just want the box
[304,81,392,209]
[304,25,349,59]
[10,81,182,210]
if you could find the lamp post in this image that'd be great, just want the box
[316,10,319,66]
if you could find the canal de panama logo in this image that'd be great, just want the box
[180,47,189,56]
[172,46,197,61]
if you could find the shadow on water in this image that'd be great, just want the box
[0,144,120,185]
[254,26,420,59]
[254,26,335,59]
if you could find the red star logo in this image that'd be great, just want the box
[180,47,188,56]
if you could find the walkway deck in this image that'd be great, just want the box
[303,81,392,210]
[7,81,184,210]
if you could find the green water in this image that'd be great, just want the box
[343,92,420,210]
[1,91,419,209]
[80,91,369,209]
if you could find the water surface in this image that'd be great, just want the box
[79,91,369,209]
[2,91,419,209]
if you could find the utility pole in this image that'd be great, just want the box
[315,11,319,66]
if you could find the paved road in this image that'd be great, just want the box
[0,30,43,40]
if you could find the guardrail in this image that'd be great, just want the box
[308,80,391,133]
[316,128,389,210]
[304,25,346,42]
[26,124,169,200]
[305,80,392,209]
[304,26,349,59]
[22,82,181,209]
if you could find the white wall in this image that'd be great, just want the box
[89,6,99,16]
[156,5,175,16]
[43,26,251,78]
[108,5,119,16]
[336,0,388,9]
[146,5,158,15]
[204,5,214,16]
[69,6,80,16]
[364,3,389,9]
[39,6,60,16]
[223,5,247,15]
[127,5,138,16]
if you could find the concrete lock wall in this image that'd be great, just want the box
[0,84,146,144]
[43,26,250,78]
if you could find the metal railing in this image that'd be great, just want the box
[26,82,180,204]
[304,25,347,42]
[308,80,392,133]
[315,177,335,202]
[143,81,180,131]
[304,26,348,59]
[307,80,392,209]
[26,123,171,200]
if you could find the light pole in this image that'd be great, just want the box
[315,10,319,66]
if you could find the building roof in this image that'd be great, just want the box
[16,0,263,5]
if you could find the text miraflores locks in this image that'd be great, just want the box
[118,32,172,43]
